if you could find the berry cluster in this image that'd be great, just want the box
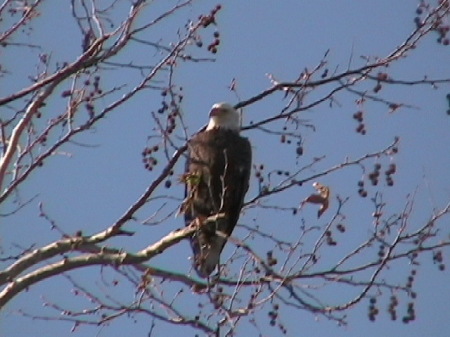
[433,249,445,270]
[385,163,396,186]
[352,111,366,135]
[436,27,450,45]
[267,303,287,333]
[369,289,418,323]
[402,302,416,323]
[166,109,177,134]
[373,72,390,93]
[336,223,346,233]
[279,128,303,157]
[195,5,222,54]
[254,164,269,195]
[387,270,418,322]
[377,244,385,262]
[275,170,290,177]
[156,101,178,134]
[38,131,48,146]
[368,163,382,186]
[368,297,379,321]
[388,295,399,321]
[212,286,224,309]
[415,2,450,45]
[373,82,382,93]
[268,304,279,326]
[325,230,337,246]
[266,250,277,266]
[141,145,159,171]
[254,164,264,183]
[357,180,368,197]
[157,87,184,136]
[407,270,418,295]
[280,131,293,144]
[84,76,102,118]
[207,31,220,54]
[141,144,174,187]
[267,304,287,333]
[358,161,397,197]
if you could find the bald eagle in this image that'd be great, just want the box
[183,102,252,277]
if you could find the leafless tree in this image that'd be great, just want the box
[1,1,449,336]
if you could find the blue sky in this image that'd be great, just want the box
[1,1,450,336]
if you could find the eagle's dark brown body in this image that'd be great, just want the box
[184,128,252,277]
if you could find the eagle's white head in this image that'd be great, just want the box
[206,102,240,132]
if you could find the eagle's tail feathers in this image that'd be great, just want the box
[191,216,228,278]
[194,235,226,277]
